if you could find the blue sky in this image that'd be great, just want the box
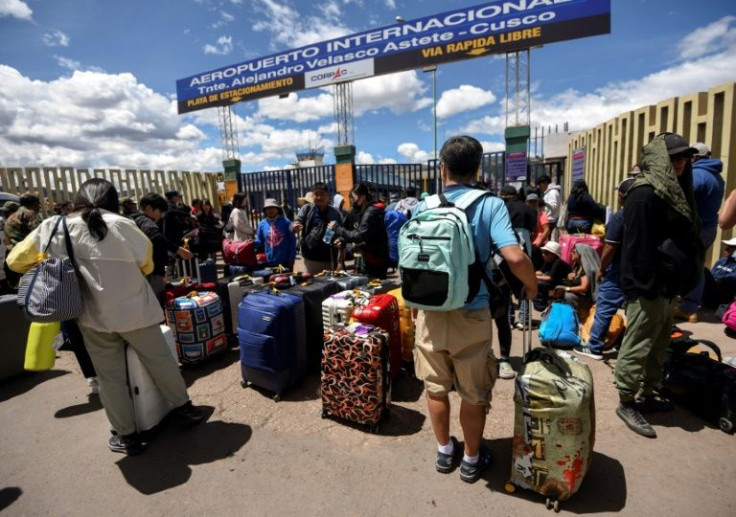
[0,0,734,172]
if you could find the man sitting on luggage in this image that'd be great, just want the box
[413,135,537,483]
[133,193,193,307]
[533,241,572,312]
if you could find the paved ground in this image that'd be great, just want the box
[2,301,736,516]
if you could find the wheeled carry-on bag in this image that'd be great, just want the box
[126,325,179,433]
[165,258,217,302]
[316,271,369,290]
[279,278,341,372]
[388,287,415,363]
[165,291,228,364]
[350,294,402,379]
[505,343,595,511]
[238,291,307,401]
[321,289,371,329]
[321,324,391,432]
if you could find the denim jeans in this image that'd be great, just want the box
[587,271,625,353]
[679,226,718,314]
[566,219,592,234]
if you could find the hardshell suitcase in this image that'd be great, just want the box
[351,294,402,379]
[165,258,216,302]
[317,271,369,290]
[279,278,341,371]
[126,325,179,432]
[165,291,228,363]
[0,294,32,382]
[198,258,218,283]
[223,264,252,278]
[321,324,391,431]
[506,348,595,509]
[238,291,307,400]
[559,234,603,266]
[321,289,371,329]
[388,287,415,363]
[215,275,263,335]
[364,277,402,295]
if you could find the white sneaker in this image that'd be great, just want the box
[87,377,100,395]
[498,361,516,379]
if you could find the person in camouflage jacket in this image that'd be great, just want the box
[3,194,42,250]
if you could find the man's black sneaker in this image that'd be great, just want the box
[616,403,656,438]
[108,433,146,455]
[435,436,460,473]
[459,444,492,483]
[170,401,205,427]
[636,394,675,413]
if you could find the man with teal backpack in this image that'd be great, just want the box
[400,135,537,483]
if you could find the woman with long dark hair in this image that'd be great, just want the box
[194,198,223,259]
[329,182,389,278]
[7,179,203,456]
[565,179,605,234]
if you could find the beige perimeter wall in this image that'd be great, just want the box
[566,81,736,264]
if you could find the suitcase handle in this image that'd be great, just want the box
[524,347,573,376]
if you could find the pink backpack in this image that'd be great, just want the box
[721,302,736,331]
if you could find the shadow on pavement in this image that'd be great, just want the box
[647,406,708,433]
[54,394,104,418]
[483,437,627,514]
[319,403,425,436]
[0,487,23,512]
[0,370,69,403]
[180,348,240,387]
[391,372,424,403]
[116,407,252,495]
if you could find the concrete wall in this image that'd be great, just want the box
[566,81,736,264]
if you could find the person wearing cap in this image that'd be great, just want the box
[533,241,572,312]
[704,238,736,307]
[614,133,704,439]
[3,193,42,288]
[574,177,635,360]
[674,143,725,322]
[536,174,562,231]
[254,198,296,270]
[292,183,342,274]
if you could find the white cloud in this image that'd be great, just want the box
[436,85,496,119]
[0,65,218,170]
[252,0,350,49]
[397,142,431,163]
[679,16,736,60]
[461,115,506,136]
[0,0,32,20]
[42,30,69,47]
[203,35,233,55]
[354,71,432,115]
[379,157,397,164]
[221,10,235,22]
[385,0,396,10]
[480,141,505,153]
[54,56,81,71]
[356,151,375,164]
[256,92,333,123]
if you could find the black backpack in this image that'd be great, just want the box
[661,338,736,434]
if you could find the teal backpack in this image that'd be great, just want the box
[398,189,489,311]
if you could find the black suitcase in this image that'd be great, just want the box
[662,338,736,434]
[280,278,341,371]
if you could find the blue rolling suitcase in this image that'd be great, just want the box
[238,291,307,400]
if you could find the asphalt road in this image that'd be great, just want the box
[1,308,735,516]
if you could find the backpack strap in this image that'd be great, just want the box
[454,188,490,211]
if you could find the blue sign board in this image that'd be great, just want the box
[177,0,611,114]
[505,151,528,181]
[572,147,586,182]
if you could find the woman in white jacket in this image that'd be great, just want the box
[7,179,204,456]
[229,192,255,241]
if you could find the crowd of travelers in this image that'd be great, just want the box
[1,131,733,472]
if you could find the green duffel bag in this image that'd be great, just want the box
[506,347,595,510]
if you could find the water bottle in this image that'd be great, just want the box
[322,226,336,245]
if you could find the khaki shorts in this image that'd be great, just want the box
[413,308,498,405]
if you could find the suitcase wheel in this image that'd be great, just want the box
[273,394,281,402]
[240,380,251,389]
[719,416,734,434]
[545,498,560,512]
[503,482,516,494]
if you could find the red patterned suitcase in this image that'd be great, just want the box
[351,294,401,379]
[321,324,390,431]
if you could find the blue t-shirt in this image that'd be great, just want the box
[413,185,517,310]
[603,209,624,276]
